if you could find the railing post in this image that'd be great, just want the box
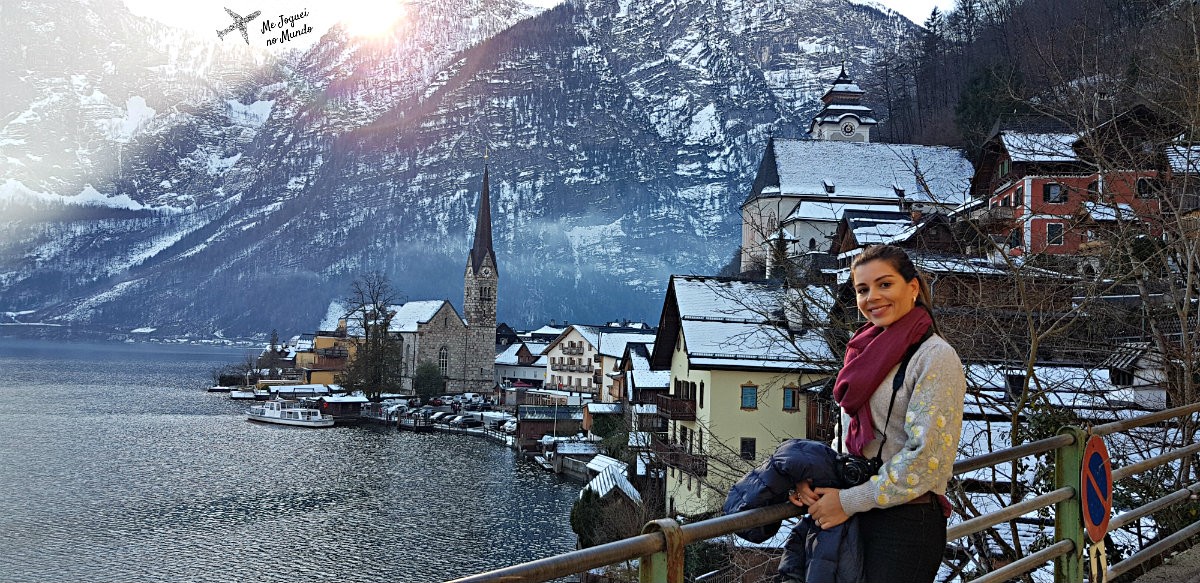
[640,518,685,583]
[1053,426,1086,583]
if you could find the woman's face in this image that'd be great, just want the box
[852,259,920,328]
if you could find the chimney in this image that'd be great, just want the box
[911,209,923,224]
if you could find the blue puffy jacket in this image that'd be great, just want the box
[723,439,863,583]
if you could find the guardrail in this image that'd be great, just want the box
[449,401,1200,583]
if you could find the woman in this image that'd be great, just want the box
[790,244,966,583]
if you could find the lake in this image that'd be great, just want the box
[0,338,579,582]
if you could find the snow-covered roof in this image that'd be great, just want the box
[627,344,670,393]
[320,394,370,404]
[670,276,836,371]
[495,343,524,365]
[317,299,452,335]
[1167,144,1200,174]
[269,384,332,395]
[1001,131,1078,163]
[1084,201,1136,222]
[631,369,670,390]
[596,332,656,358]
[529,325,565,336]
[586,403,622,415]
[582,465,641,504]
[389,300,450,333]
[525,341,550,355]
[766,139,973,205]
[586,454,627,474]
[845,211,914,246]
[557,441,600,456]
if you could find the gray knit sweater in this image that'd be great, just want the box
[835,334,967,516]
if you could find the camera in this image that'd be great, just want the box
[835,454,882,487]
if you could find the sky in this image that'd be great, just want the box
[122,0,959,48]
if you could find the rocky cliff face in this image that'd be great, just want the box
[1,0,912,337]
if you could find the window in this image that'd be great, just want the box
[1000,195,1010,208]
[699,381,705,409]
[783,387,801,411]
[1007,228,1024,249]
[740,438,757,460]
[1137,178,1162,199]
[1015,185,1024,206]
[1043,183,1066,204]
[741,385,758,409]
[1087,180,1101,200]
[1111,369,1134,386]
[1047,223,1065,246]
[438,346,449,375]
[1000,159,1011,177]
[480,286,492,300]
[808,238,817,250]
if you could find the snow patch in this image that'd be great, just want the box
[130,327,157,333]
[109,96,156,142]
[225,99,275,127]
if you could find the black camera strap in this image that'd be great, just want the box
[837,329,935,464]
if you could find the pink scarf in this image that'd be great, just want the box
[833,307,933,456]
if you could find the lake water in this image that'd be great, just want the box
[0,338,579,582]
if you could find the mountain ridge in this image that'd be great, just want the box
[2,0,917,337]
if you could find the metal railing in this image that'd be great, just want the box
[449,401,1200,583]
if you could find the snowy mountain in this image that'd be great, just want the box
[1,0,914,338]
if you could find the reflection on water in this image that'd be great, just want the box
[0,339,578,582]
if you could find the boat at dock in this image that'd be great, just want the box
[246,400,334,428]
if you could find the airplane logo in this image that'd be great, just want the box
[216,7,262,45]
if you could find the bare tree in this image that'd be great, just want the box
[337,272,405,400]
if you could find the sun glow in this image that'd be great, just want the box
[340,0,407,37]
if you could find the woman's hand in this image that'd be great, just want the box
[788,480,818,507]
[808,487,849,529]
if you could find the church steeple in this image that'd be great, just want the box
[468,166,496,276]
[463,164,498,394]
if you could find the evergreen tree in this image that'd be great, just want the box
[412,361,444,403]
[570,488,603,549]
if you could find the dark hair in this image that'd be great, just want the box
[850,245,937,326]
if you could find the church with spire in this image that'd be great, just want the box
[324,167,498,395]
[462,166,498,394]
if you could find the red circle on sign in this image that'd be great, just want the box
[1081,434,1112,543]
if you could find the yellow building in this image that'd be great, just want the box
[294,321,359,385]
[648,275,837,518]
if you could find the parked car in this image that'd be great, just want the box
[429,397,445,406]
[429,411,449,422]
[502,420,517,433]
[452,416,484,428]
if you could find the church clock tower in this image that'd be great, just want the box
[808,65,876,143]
[463,166,498,394]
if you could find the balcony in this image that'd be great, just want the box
[655,394,696,420]
[652,441,708,477]
[562,346,584,355]
[315,347,349,358]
